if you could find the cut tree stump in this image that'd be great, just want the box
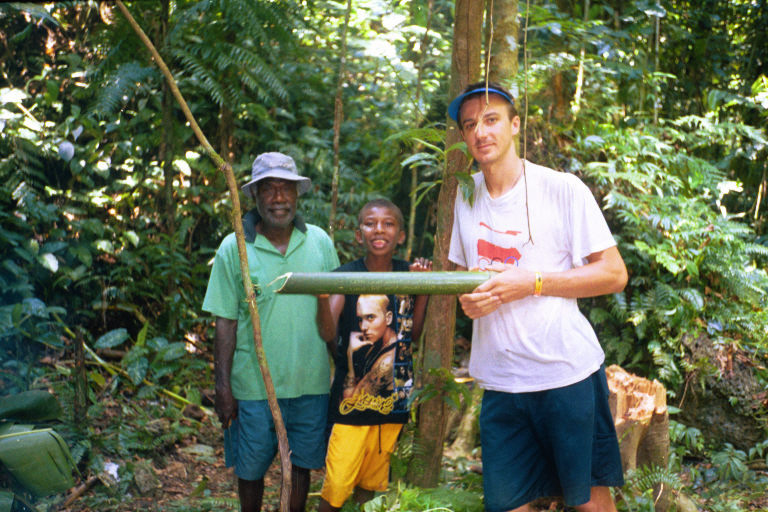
[606,364,672,511]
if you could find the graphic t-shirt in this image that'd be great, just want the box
[448,161,617,393]
[328,258,415,425]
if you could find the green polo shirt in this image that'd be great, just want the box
[202,210,339,400]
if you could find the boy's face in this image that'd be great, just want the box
[355,206,405,257]
[356,295,393,342]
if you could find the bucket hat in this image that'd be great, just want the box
[241,152,311,197]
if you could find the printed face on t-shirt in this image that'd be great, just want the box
[356,295,393,342]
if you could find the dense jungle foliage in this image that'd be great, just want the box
[1,0,767,510]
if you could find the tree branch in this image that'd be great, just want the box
[113,2,292,509]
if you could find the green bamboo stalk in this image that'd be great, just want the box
[275,271,492,295]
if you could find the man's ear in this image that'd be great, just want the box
[355,229,363,245]
[511,116,521,136]
[385,311,393,326]
[397,230,406,245]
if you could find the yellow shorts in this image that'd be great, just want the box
[320,423,403,508]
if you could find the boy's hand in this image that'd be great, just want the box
[410,257,432,272]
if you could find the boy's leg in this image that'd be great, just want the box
[353,487,375,504]
[318,498,340,512]
[320,424,371,508]
[355,424,403,497]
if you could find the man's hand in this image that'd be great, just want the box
[215,385,238,429]
[458,263,534,319]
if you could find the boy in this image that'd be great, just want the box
[316,198,430,511]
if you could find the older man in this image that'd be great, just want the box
[202,152,339,511]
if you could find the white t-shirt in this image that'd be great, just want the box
[448,161,617,393]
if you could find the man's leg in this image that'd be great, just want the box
[290,464,311,512]
[238,477,264,512]
[573,486,617,512]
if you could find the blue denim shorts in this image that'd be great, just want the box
[224,394,329,480]
[480,366,624,512]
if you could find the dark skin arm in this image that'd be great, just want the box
[214,316,238,428]
[409,257,432,340]
[316,294,345,357]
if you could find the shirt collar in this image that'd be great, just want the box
[242,208,307,243]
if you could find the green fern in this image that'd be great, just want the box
[168,0,297,108]
[625,464,682,499]
[92,61,155,118]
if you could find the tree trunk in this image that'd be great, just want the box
[606,364,671,512]
[406,0,483,488]
[219,105,234,164]
[329,0,353,240]
[487,0,519,84]
[156,0,175,236]
[447,384,482,458]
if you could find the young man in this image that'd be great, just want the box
[316,199,431,511]
[447,82,629,512]
[202,152,339,512]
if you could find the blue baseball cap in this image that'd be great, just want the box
[448,86,515,123]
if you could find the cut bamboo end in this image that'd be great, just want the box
[275,271,493,295]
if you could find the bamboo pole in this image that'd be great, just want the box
[275,271,492,295]
[114,2,292,509]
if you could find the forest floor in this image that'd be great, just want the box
[53,397,768,512]
[60,410,329,511]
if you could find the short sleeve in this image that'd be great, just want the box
[201,235,241,320]
[568,177,616,266]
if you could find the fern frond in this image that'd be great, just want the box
[93,61,155,118]
[625,464,682,496]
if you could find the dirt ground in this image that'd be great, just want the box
[59,413,327,511]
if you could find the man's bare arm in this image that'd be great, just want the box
[316,294,345,356]
[214,317,238,427]
[458,246,628,319]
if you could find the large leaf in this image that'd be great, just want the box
[0,390,62,421]
[0,491,12,512]
[94,328,130,349]
[0,428,76,496]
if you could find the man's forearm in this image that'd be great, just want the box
[214,317,238,390]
